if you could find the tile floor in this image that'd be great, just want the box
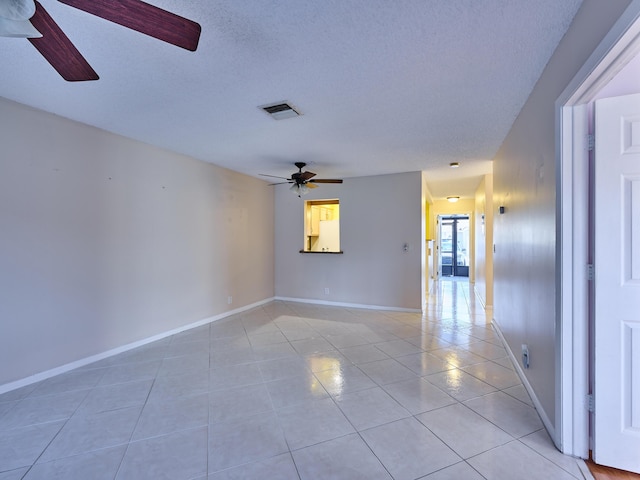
[0,278,587,479]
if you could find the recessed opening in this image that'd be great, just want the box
[304,199,340,252]
[260,102,301,120]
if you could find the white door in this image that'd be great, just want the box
[594,93,640,474]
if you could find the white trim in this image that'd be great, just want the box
[274,296,421,313]
[556,0,640,458]
[493,318,556,440]
[0,297,275,395]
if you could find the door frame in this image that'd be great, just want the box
[556,1,640,458]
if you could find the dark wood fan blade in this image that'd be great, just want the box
[309,179,343,184]
[268,182,292,186]
[259,174,290,180]
[58,0,201,51]
[29,1,99,81]
[299,171,316,181]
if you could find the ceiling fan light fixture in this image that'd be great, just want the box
[449,162,460,168]
[0,16,40,37]
[447,196,460,203]
[290,183,310,197]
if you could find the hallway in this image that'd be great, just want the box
[0,279,587,479]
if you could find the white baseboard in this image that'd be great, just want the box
[492,317,556,441]
[274,296,421,313]
[0,297,275,395]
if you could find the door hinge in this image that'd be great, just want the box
[587,134,595,151]
[587,264,595,281]
[586,394,595,412]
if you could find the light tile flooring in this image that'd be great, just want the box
[0,279,587,479]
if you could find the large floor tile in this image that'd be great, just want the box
[208,453,299,480]
[502,384,534,406]
[23,446,125,480]
[209,383,273,423]
[208,364,262,394]
[314,364,377,396]
[421,461,485,480]
[133,392,208,440]
[360,417,461,480]
[0,421,64,471]
[417,403,513,458]
[335,387,410,430]
[76,379,153,415]
[461,341,508,361]
[463,391,543,438]
[520,429,584,478]
[266,374,328,409]
[382,376,456,414]
[357,358,417,385]
[304,351,351,373]
[394,351,455,376]
[39,406,142,462]
[98,360,161,386]
[339,344,390,364]
[28,369,105,397]
[292,434,391,480]
[462,361,521,389]
[118,427,208,480]
[373,339,423,358]
[429,347,488,368]
[157,351,210,377]
[0,390,88,429]
[468,441,578,480]
[208,413,288,473]
[150,370,209,400]
[277,397,354,450]
[290,337,335,355]
[425,369,497,402]
[248,331,288,347]
[257,356,310,382]
[0,468,29,479]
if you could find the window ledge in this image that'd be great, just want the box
[299,250,344,254]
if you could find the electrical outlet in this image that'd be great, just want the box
[227,296,233,305]
[521,344,530,369]
[324,288,330,295]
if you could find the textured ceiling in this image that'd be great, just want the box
[0,0,583,199]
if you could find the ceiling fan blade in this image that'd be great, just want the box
[267,181,292,186]
[28,1,99,81]
[299,171,316,181]
[259,174,290,180]
[309,179,343,184]
[58,0,201,51]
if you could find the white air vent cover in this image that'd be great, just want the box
[260,102,301,120]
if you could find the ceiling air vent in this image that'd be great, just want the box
[260,102,301,120]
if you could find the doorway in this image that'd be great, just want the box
[557,3,640,471]
[439,216,469,277]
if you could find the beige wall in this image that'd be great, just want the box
[492,0,632,432]
[0,98,275,386]
[274,172,424,310]
[474,175,493,309]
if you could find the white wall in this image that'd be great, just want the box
[492,0,632,432]
[474,174,493,309]
[275,172,423,310]
[0,98,275,387]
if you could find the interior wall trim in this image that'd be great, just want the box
[492,317,556,442]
